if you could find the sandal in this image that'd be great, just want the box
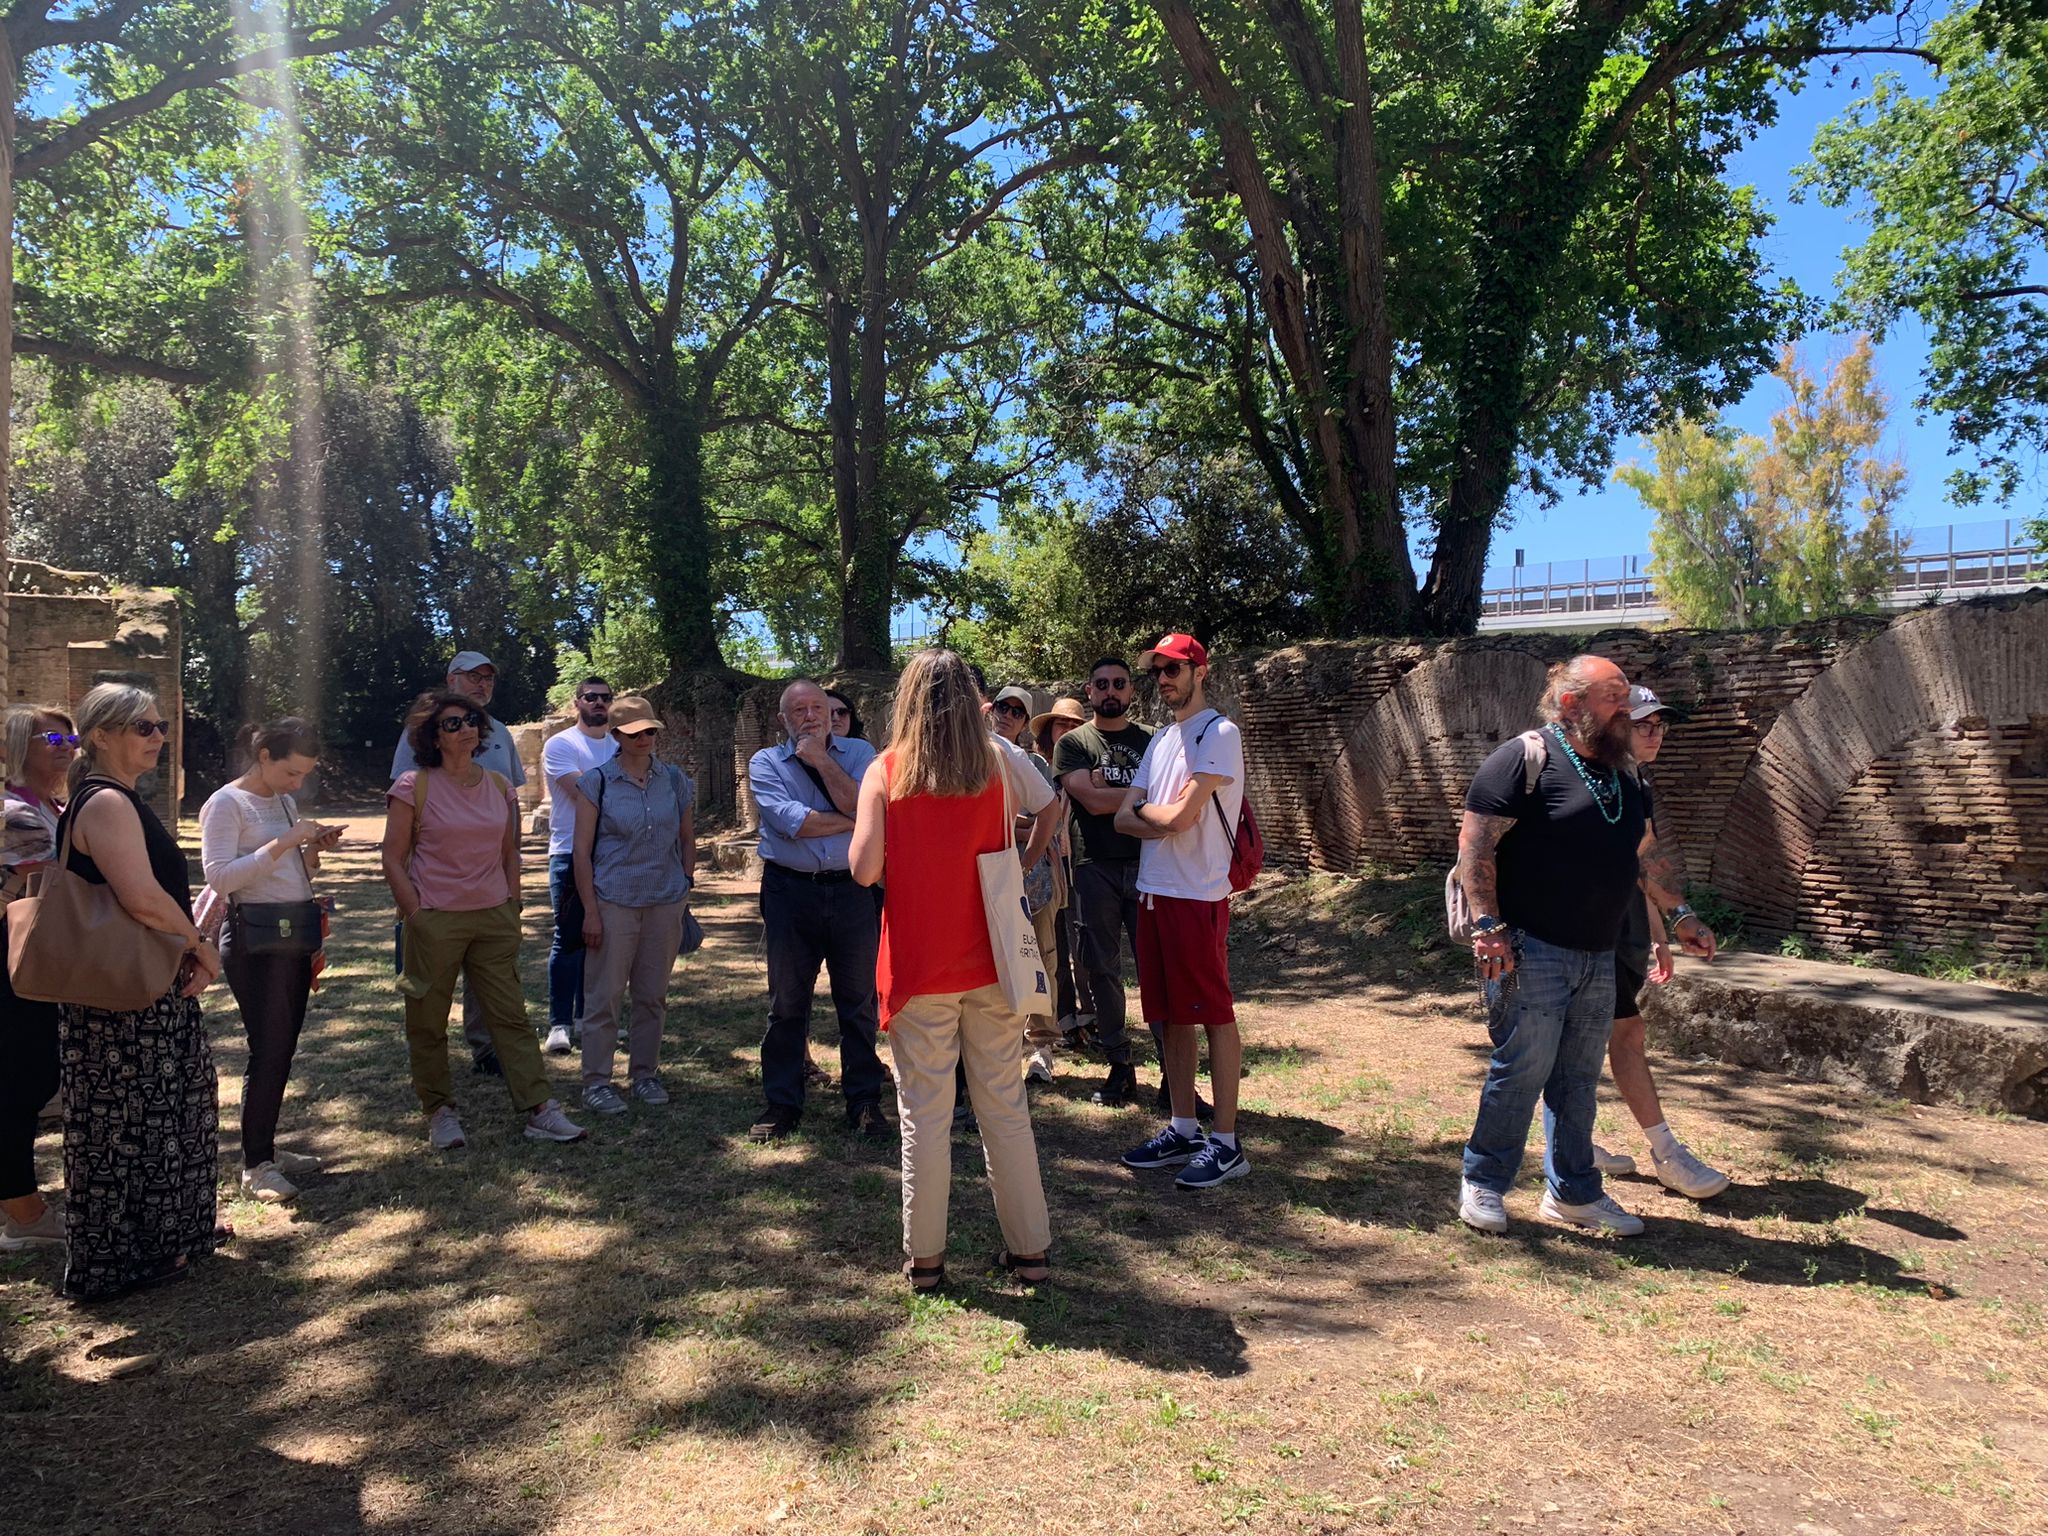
[903,1259,947,1293]
[992,1249,1051,1284]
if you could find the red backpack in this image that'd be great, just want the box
[1194,712,1265,893]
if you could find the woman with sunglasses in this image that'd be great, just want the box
[384,690,587,1151]
[1,706,76,1255]
[51,684,223,1300]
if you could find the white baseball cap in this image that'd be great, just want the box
[448,650,496,676]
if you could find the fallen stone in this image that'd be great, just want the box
[1643,951,2048,1118]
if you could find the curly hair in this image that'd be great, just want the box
[404,689,492,770]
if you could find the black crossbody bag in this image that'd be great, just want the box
[229,801,322,957]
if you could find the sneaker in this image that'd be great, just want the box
[1025,1046,1055,1084]
[272,1149,322,1175]
[631,1077,670,1106]
[1539,1190,1644,1236]
[524,1100,589,1142]
[471,1048,503,1078]
[1092,1062,1139,1108]
[749,1105,801,1142]
[849,1102,894,1141]
[428,1105,467,1151]
[240,1162,298,1203]
[1652,1139,1731,1200]
[1593,1141,1637,1176]
[544,1025,574,1056]
[1458,1179,1509,1234]
[1154,1081,1214,1120]
[1120,1124,1206,1170]
[581,1082,629,1116]
[0,1204,66,1251]
[1175,1139,1249,1190]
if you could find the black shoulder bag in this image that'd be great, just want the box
[228,797,323,957]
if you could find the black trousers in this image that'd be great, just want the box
[0,929,60,1200]
[220,919,315,1168]
[759,865,885,1114]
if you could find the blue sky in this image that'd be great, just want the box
[1491,48,2031,586]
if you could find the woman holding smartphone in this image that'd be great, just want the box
[200,718,342,1204]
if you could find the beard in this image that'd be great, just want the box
[1094,695,1127,720]
[1569,708,1636,769]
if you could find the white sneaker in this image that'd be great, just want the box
[1025,1046,1055,1084]
[1540,1190,1644,1236]
[1652,1139,1731,1200]
[240,1162,298,1203]
[1458,1179,1509,1234]
[524,1099,589,1142]
[428,1105,466,1151]
[544,1025,573,1055]
[0,1203,65,1251]
[272,1149,322,1175]
[1592,1141,1636,1176]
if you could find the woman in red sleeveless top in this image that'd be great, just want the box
[851,649,1060,1290]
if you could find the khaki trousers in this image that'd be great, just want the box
[398,903,550,1114]
[577,898,686,1087]
[889,983,1052,1260]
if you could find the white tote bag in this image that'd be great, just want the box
[975,751,1052,1017]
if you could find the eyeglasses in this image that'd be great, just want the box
[579,690,613,704]
[1146,661,1186,680]
[38,732,79,747]
[993,701,1028,718]
[1089,676,1130,692]
[1631,718,1669,735]
[437,711,484,733]
[130,720,172,739]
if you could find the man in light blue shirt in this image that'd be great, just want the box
[746,679,887,1141]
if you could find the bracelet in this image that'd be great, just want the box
[1669,903,1697,925]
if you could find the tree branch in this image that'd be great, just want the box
[14,335,214,386]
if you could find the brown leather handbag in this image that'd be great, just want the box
[6,792,188,1011]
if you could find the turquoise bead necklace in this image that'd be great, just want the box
[1547,723,1624,825]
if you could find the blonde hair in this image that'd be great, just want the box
[70,682,160,793]
[2,704,74,787]
[886,649,996,800]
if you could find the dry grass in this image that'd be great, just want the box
[4,839,2046,1535]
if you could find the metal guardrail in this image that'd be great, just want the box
[1478,525,2042,631]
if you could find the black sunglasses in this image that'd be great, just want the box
[993,701,1028,717]
[130,720,172,738]
[1147,661,1187,680]
[1090,676,1130,691]
[39,732,79,747]
[830,705,851,716]
[579,690,613,703]
[437,711,484,733]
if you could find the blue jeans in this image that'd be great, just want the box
[547,853,586,1033]
[1462,932,1614,1206]
[759,865,885,1115]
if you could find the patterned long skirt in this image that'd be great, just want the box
[58,988,219,1301]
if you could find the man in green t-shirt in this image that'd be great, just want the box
[1052,656,1156,1107]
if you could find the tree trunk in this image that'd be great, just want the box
[642,395,722,673]
[1,34,17,702]
[837,259,893,670]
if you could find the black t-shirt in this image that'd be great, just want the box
[1464,730,1646,953]
[1052,720,1153,864]
[1616,771,1658,963]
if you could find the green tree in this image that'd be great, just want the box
[1802,5,2047,504]
[1629,337,1905,628]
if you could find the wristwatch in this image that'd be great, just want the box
[1471,915,1506,937]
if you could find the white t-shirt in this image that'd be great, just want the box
[1132,709,1245,903]
[540,726,619,856]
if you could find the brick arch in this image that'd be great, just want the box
[1310,647,1551,870]
[1710,600,2048,933]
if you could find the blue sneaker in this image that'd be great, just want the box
[1174,1139,1249,1190]
[1120,1125,1206,1170]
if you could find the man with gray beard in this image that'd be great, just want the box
[1452,655,1716,1237]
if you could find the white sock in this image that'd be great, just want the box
[1209,1130,1238,1150]
[1644,1120,1680,1160]
[1170,1116,1200,1139]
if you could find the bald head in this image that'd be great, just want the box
[780,679,831,742]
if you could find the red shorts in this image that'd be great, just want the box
[1136,893,1235,1026]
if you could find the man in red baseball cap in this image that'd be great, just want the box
[1111,633,1250,1190]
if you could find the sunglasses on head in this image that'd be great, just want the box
[39,732,80,747]
[1090,676,1130,691]
[579,690,613,704]
[437,711,484,733]
[1147,660,1187,680]
[130,720,172,739]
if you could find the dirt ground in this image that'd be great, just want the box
[3,828,2044,1535]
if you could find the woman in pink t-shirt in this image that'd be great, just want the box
[381,690,585,1151]
[849,649,1059,1292]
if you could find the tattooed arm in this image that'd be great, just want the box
[1639,815,1716,960]
[1457,811,1517,979]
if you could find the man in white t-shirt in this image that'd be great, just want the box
[538,676,619,1054]
[1112,633,1249,1191]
